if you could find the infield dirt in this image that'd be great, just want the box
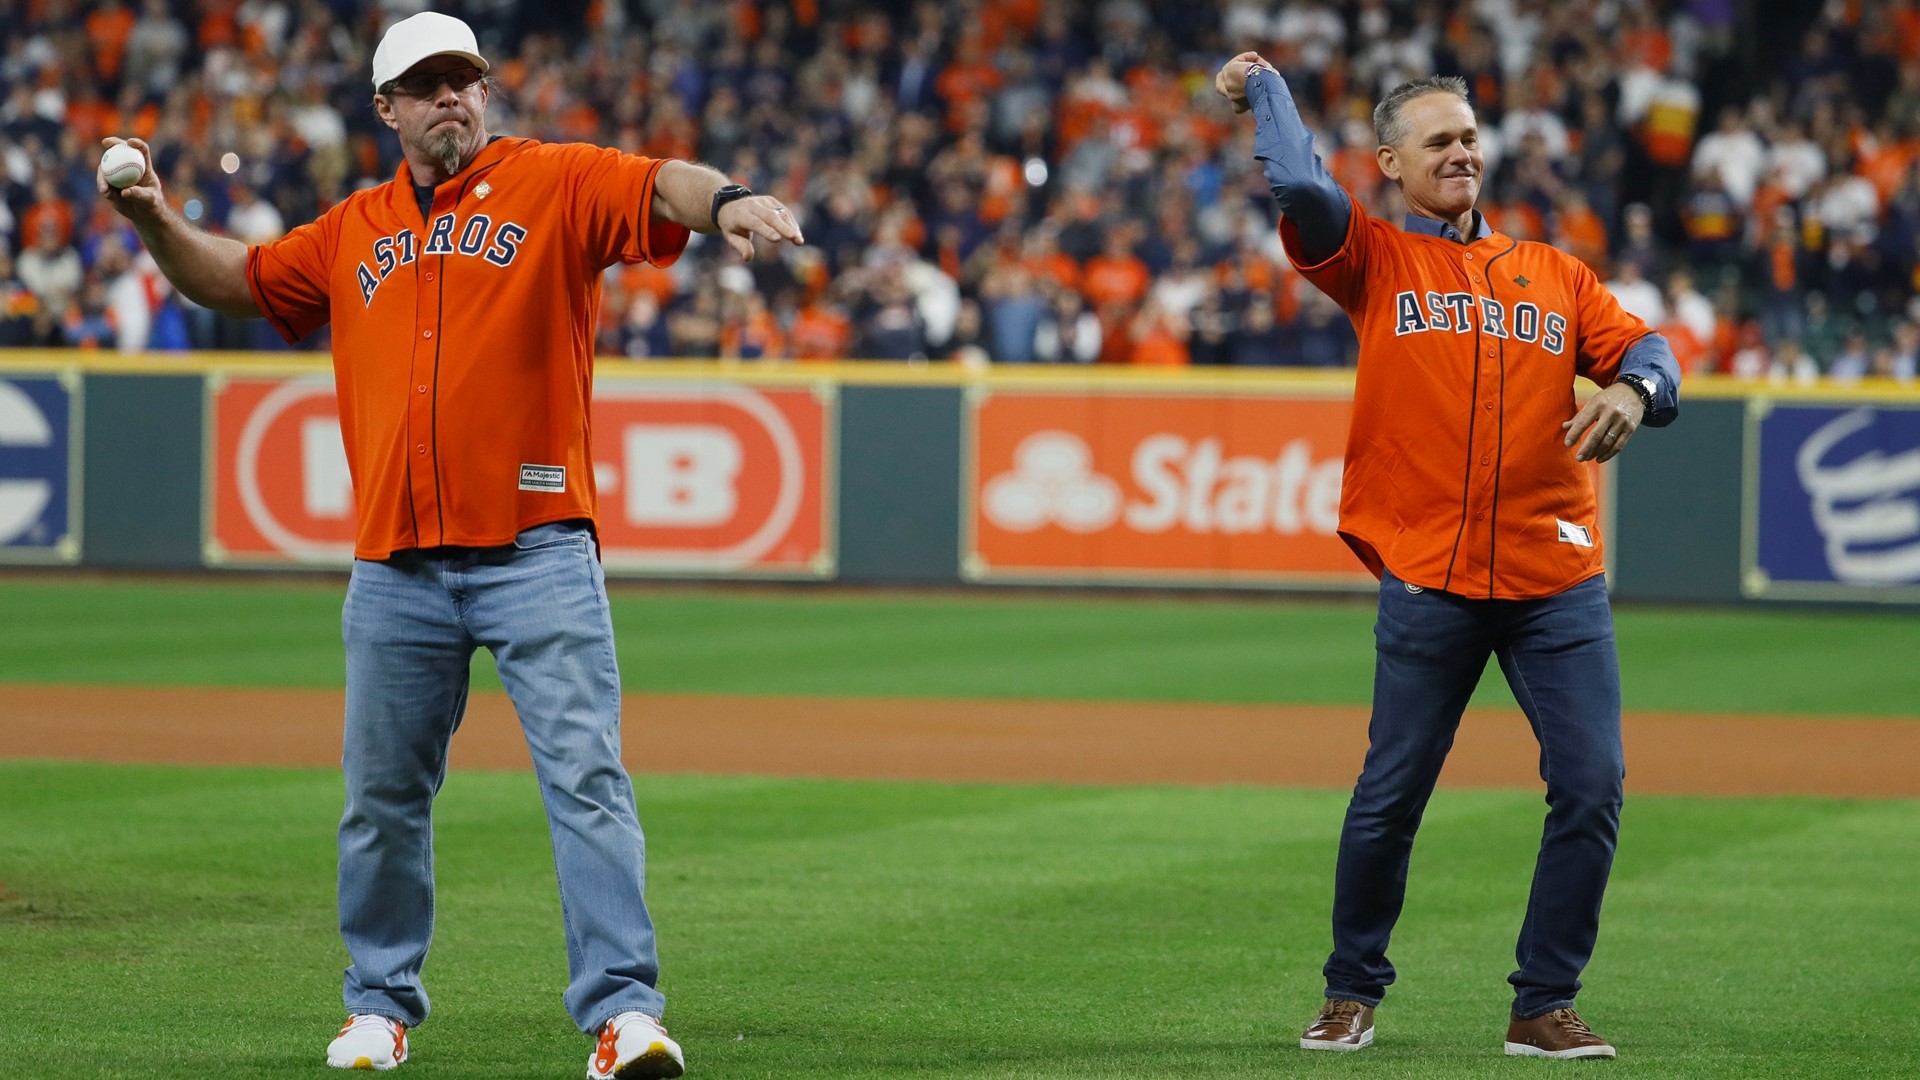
[5,686,1912,798]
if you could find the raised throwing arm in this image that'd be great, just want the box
[1217,53,1352,264]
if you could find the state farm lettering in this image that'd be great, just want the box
[983,431,1341,537]
[1126,435,1340,535]
[208,375,829,576]
[969,391,1373,587]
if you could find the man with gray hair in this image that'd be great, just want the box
[1216,55,1680,1060]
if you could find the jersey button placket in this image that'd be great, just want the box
[410,233,444,542]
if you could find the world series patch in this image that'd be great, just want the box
[519,464,566,493]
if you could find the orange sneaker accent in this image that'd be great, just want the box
[594,1023,620,1075]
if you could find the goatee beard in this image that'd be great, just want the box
[431,129,462,175]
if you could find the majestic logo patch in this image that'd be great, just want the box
[518,464,566,493]
[1556,518,1594,547]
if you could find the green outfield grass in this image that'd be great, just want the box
[0,576,1916,714]
[1,762,1915,1079]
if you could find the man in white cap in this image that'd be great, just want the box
[99,11,803,1077]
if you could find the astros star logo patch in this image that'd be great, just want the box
[1513,275,1530,287]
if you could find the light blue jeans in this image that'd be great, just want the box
[337,519,663,1033]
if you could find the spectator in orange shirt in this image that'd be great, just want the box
[1080,228,1150,309]
[1654,312,1709,376]
[86,0,138,86]
[1552,188,1611,272]
[1856,119,1919,204]
[621,261,679,309]
[789,297,854,361]
[1020,225,1080,294]
[1126,298,1189,366]
[934,36,1004,133]
[20,176,76,251]
[720,291,786,360]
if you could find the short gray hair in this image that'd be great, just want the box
[1373,76,1471,148]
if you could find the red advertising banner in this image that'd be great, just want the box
[966,389,1374,587]
[206,374,832,576]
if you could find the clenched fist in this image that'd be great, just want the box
[1215,51,1278,114]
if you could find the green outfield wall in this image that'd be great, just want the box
[3,351,1917,607]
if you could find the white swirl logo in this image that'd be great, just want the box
[0,380,54,545]
[982,432,1122,533]
[1796,407,1920,584]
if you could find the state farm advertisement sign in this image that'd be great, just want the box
[206,374,832,577]
[966,390,1374,588]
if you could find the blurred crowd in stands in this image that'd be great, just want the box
[3,0,1919,380]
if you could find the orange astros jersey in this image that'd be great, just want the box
[1282,192,1653,600]
[246,137,690,559]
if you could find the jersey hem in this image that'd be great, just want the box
[1343,525,1607,600]
[352,510,598,561]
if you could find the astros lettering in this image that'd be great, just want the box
[1391,290,1566,353]
[356,216,528,305]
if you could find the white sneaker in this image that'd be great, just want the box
[588,1011,685,1079]
[326,1014,409,1070]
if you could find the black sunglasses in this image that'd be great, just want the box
[384,65,483,99]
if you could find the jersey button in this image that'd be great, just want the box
[1475,511,1485,521]
[1481,455,1491,465]
[416,444,426,455]
[1465,253,1475,260]
[425,272,435,282]
[417,385,427,394]
[422,330,433,339]
[1485,400,1494,410]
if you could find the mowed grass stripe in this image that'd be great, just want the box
[0,577,1916,715]
[1,763,1915,1079]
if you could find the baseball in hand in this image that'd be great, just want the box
[101,143,146,190]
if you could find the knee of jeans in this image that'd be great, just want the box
[1548,766,1624,818]
[1347,783,1435,832]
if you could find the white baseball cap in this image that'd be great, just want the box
[371,12,489,91]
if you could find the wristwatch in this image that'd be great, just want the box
[1617,373,1658,412]
[709,183,754,229]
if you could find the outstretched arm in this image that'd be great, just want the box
[651,159,805,261]
[97,138,257,317]
[1216,53,1351,264]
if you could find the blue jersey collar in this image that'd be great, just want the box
[1403,209,1492,244]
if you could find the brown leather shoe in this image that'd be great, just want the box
[1300,998,1375,1051]
[1504,1008,1616,1058]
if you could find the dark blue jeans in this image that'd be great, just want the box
[1323,571,1624,1020]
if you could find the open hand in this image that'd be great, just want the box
[716,195,804,261]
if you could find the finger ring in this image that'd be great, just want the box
[1603,431,1618,440]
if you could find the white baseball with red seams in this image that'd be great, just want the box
[100,143,146,189]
